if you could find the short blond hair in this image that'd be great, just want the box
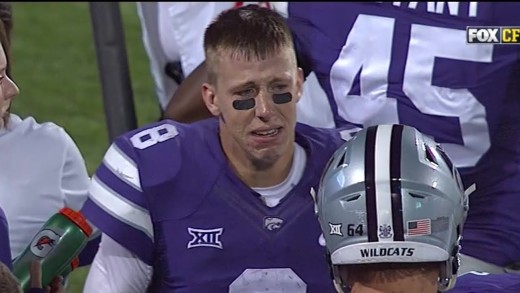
[203,5,295,84]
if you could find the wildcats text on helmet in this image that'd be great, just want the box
[360,247,415,258]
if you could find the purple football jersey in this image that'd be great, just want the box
[448,272,520,293]
[287,2,520,267]
[0,207,11,270]
[81,118,345,292]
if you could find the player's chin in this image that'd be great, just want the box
[249,150,284,170]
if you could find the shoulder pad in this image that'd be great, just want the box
[119,120,189,187]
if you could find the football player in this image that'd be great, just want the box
[138,2,334,127]
[82,5,347,292]
[316,124,520,293]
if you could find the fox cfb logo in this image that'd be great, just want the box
[467,27,520,44]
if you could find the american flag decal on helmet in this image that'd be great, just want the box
[407,219,431,236]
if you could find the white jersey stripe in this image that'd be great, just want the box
[89,176,154,241]
[374,124,394,242]
[103,144,142,191]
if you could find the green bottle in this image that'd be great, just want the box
[12,208,92,292]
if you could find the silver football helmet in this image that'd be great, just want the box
[317,124,469,292]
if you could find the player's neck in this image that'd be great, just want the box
[237,151,294,188]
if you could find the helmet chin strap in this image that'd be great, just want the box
[333,279,349,293]
[326,251,351,293]
[438,235,461,292]
[232,92,293,110]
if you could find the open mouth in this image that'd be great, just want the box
[252,127,282,137]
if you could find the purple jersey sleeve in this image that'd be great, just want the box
[81,136,155,265]
[0,207,12,270]
[77,234,101,267]
[448,272,520,292]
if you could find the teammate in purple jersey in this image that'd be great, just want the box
[285,2,520,272]
[316,124,520,293]
[81,5,346,293]
[448,271,520,293]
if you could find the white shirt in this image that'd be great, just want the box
[0,114,90,259]
[83,144,307,293]
[137,2,234,110]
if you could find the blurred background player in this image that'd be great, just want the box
[316,124,520,293]
[137,2,334,127]
[166,2,520,273]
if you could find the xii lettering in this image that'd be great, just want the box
[187,227,224,249]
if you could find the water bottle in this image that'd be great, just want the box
[12,207,92,292]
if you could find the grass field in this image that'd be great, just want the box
[10,2,158,292]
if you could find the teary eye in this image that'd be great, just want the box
[272,84,288,92]
[236,88,256,98]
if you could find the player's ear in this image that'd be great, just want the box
[294,67,304,103]
[202,83,221,117]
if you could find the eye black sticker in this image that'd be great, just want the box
[272,92,292,104]
[232,98,256,110]
[232,92,293,110]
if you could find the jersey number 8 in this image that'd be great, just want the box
[130,124,179,150]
